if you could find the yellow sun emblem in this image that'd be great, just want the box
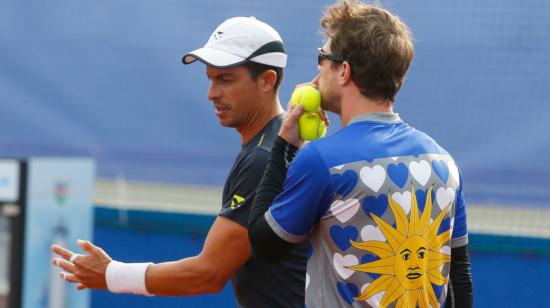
[348,187,452,307]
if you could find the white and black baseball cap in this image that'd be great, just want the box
[182,17,287,68]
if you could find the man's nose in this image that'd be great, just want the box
[207,83,220,101]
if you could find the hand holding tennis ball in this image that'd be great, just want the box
[290,85,327,141]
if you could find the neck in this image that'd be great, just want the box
[237,96,283,144]
[339,87,393,126]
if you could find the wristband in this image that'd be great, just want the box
[105,261,154,296]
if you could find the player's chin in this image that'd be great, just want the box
[217,117,238,128]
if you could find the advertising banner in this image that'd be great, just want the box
[22,159,95,308]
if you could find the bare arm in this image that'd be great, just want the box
[52,216,250,296]
[145,216,250,295]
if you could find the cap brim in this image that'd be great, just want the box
[182,47,248,68]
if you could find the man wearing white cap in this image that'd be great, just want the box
[51,17,307,307]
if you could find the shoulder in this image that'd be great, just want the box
[293,128,352,169]
[407,125,452,156]
[238,147,271,172]
[255,115,283,152]
[291,141,327,172]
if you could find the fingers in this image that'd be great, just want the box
[311,75,320,88]
[70,253,84,264]
[76,283,88,291]
[280,101,304,148]
[59,271,80,283]
[51,244,76,261]
[57,272,91,290]
[294,80,319,90]
[286,101,294,113]
[286,103,304,123]
[77,239,112,266]
[53,258,78,274]
[77,239,101,255]
[318,108,330,126]
[294,82,313,89]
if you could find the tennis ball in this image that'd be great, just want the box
[298,113,327,141]
[291,85,321,112]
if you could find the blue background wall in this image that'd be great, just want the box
[1,0,549,204]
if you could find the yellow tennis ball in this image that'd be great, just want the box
[291,85,321,113]
[298,113,327,141]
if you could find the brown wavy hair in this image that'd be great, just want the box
[321,0,414,102]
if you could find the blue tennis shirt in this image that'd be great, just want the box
[266,112,468,307]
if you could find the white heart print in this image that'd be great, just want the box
[436,187,456,210]
[409,160,431,186]
[333,253,359,280]
[391,191,412,214]
[439,246,451,271]
[448,161,460,184]
[330,199,360,223]
[360,165,386,192]
[360,284,385,306]
[361,225,386,242]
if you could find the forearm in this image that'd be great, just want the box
[145,255,226,296]
[248,136,297,226]
[446,244,473,307]
[144,217,250,296]
[248,136,297,261]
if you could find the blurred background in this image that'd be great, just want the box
[0,0,549,307]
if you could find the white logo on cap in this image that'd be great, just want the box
[213,31,224,40]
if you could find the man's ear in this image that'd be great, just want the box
[258,69,277,93]
[337,61,352,85]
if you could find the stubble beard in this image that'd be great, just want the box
[320,84,342,115]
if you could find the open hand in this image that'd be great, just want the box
[51,239,113,291]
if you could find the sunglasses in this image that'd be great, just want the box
[317,48,344,65]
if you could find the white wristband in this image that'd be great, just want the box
[105,261,154,296]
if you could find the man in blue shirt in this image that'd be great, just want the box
[249,1,473,307]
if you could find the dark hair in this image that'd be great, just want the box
[321,0,414,102]
[242,61,284,93]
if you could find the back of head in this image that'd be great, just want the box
[321,0,413,102]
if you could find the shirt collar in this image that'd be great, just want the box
[349,112,401,125]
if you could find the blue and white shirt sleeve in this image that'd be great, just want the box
[265,143,335,243]
[451,169,468,248]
